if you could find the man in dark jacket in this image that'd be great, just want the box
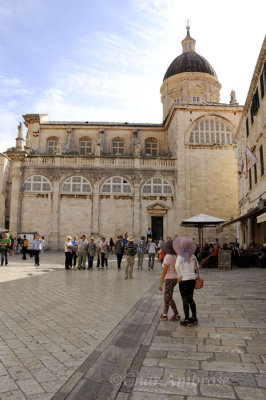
[114,236,124,269]
[124,236,137,279]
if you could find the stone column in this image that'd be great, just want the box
[9,166,22,237]
[50,175,61,250]
[132,176,141,238]
[92,177,101,235]
[247,218,252,248]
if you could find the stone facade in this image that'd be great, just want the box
[232,36,266,247]
[3,28,243,249]
[0,153,11,229]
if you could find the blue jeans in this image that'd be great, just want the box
[1,248,8,265]
[88,254,94,268]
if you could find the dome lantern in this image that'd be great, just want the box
[181,24,196,53]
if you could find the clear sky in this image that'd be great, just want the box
[0,0,265,152]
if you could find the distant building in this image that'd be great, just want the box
[224,36,266,247]
[3,27,243,249]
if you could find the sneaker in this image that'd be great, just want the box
[160,314,168,321]
[124,276,128,279]
[189,317,198,325]
[180,319,192,327]
[170,314,181,321]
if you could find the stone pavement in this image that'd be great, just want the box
[0,252,160,399]
[52,267,266,400]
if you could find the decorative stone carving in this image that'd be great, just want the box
[65,129,72,153]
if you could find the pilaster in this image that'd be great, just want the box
[50,174,61,250]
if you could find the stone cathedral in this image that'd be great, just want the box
[1,27,243,249]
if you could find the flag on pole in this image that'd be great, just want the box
[243,147,258,177]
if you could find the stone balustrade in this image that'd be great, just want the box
[24,155,176,170]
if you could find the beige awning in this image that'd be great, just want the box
[257,212,266,223]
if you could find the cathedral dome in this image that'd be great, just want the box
[163,25,216,81]
[163,52,216,81]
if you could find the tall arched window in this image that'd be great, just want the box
[189,118,234,144]
[142,178,172,195]
[79,138,92,155]
[23,176,52,192]
[112,138,124,155]
[61,176,91,193]
[145,138,158,156]
[47,137,59,154]
[101,177,132,194]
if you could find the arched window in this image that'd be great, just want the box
[101,177,132,194]
[112,138,124,155]
[47,137,59,154]
[61,176,91,193]
[142,178,172,195]
[189,118,234,144]
[145,138,158,156]
[79,138,92,155]
[23,176,52,192]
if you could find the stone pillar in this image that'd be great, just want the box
[50,176,60,250]
[132,176,141,238]
[9,167,22,237]
[92,177,101,235]
[247,218,252,248]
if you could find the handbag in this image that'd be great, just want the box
[194,259,204,289]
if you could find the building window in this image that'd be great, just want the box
[250,88,260,124]
[249,169,252,190]
[189,118,234,144]
[260,145,264,177]
[23,175,52,192]
[174,98,180,104]
[61,176,91,193]
[112,139,124,155]
[246,118,249,137]
[260,61,266,99]
[192,96,200,102]
[101,176,131,194]
[254,163,257,184]
[79,140,92,155]
[142,177,172,195]
[145,139,158,156]
[47,139,58,154]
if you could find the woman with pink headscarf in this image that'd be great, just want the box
[173,237,199,327]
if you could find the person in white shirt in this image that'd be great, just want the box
[147,238,157,270]
[173,237,199,327]
[32,234,43,266]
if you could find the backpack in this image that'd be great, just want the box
[23,239,28,247]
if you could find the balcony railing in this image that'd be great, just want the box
[24,155,176,170]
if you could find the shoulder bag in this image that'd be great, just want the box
[194,259,204,289]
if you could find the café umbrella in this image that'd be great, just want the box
[181,213,226,251]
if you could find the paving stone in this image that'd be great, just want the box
[159,359,199,369]
[8,365,33,380]
[0,390,26,399]
[240,354,261,363]
[200,384,235,399]
[167,351,213,361]
[16,378,45,396]
[221,339,246,346]
[214,353,241,362]
[133,378,198,396]
[138,366,164,379]
[30,367,57,383]
[143,358,159,367]
[235,386,266,399]
[130,392,182,399]
[198,345,245,354]
[0,362,8,375]
[201,361,258,373]
[146,350,168,359]
[0,375,19,393]
[205,338,221,345]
